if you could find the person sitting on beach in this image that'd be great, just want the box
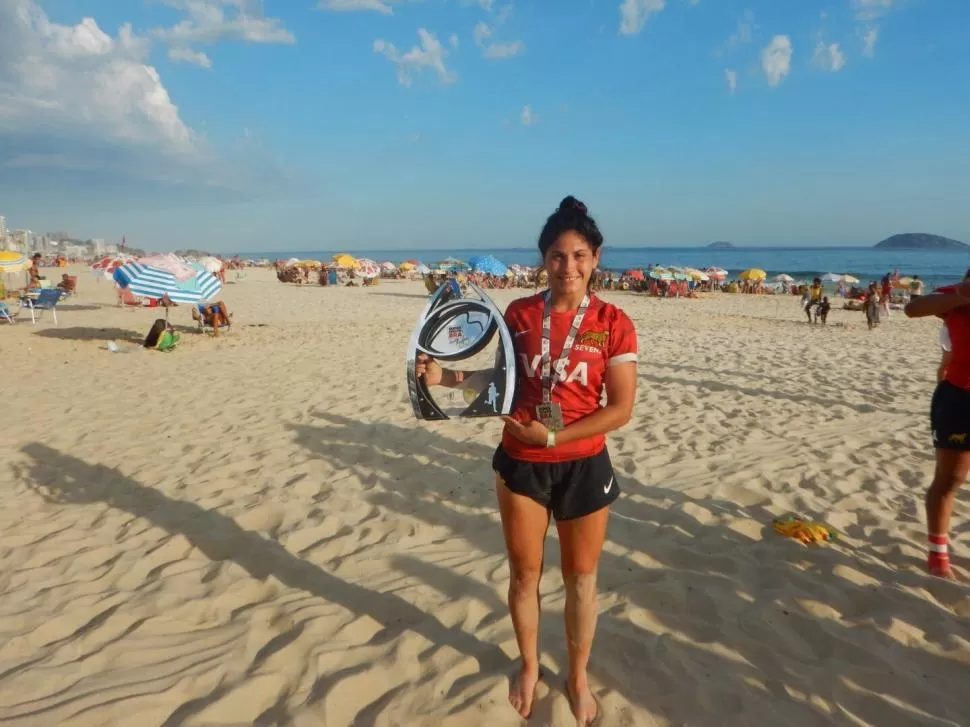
[192,300,231,336]
[904,268,970,579]
[416,196,637,724]
[804,278,823,323]
[143,318,181,351]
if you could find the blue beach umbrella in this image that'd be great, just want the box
[113,262,222,304]
[468,254,509,276]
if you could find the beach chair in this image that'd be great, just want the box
[0,301,16,324]
[196,303,232,335]
[21,288,65,324]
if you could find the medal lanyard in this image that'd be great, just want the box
[541,292,589,404]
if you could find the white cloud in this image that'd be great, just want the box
[484,40,524,58]
[0,1,192,152]
[519,105,536,126]
[318,0,393,13]
[619,0,666,37]
[761,35,792,87]
[812,41,846,72]
[449,33,459,49]
[373,29,456,86]
[727,10,755,49]
[0,1,297,195]
[724,68,737,94]
[473,20,524,59]
[853,0,894,21]
[473,21,491,46]
[154,1,296,49]
[862,27,879,57]
[478,0,494,10]
[168,46,213,68]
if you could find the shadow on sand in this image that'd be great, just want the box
[283,411,970,725]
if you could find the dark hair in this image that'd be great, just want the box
[144,318,168,348]
[538,196,604,257]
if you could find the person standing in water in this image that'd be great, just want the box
[904,269,970,579]
[416,196,638,723]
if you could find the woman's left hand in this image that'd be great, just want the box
[501,417,550,446]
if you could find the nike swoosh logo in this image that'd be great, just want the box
[514,329,531,337]
[603,476,614,494]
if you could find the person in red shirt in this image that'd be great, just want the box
[416,196,637,724]
[904,270,970,580]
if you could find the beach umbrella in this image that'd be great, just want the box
[356,258,381,278]
[113,261,222,305]
[469,254,509,276]
[706,267,728,280]
[0,251,31,273]
[299,259,322,268]
[399,261,417,271]
[840,274,859,284]
[333,253,357,269]
[91,254,136,279]
[380,261,397,272]
[648,269,673,281]
[438,257,469,271]
[894,276,914,288]
[416,263,431,275]
[739,269,767,281]
[624,269,645,281]
[821,273,842,283]
[198,256,224,275]
[774,274,794,283]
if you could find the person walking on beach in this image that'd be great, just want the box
[416,196,638,723]
[804,277,823,323]
[904,269,970,579]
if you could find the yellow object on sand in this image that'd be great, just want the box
[773,516,837,545]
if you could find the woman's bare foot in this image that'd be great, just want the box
[509,663,541,719]
[567,677,598,725]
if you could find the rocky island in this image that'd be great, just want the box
[874,233,967,250]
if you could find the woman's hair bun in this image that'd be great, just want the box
[557,195,587,216]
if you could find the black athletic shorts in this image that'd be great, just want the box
[931,380,970,450]
[492,444,619,521]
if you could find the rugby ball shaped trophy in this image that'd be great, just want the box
[406,280,517,420]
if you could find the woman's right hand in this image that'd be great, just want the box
[416,353,443,386]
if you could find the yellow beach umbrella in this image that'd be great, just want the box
[299,259,322,268]
[332,253,357,269]
[895,276,914,288]
[840,274,859,284]
[0,251,30,273]
[739,268,767,281]
[399,261,416,271]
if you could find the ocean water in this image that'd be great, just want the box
[241,247,970,291]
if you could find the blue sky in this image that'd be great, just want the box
[0,0,967,252]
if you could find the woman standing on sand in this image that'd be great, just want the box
[904,270,970,579]
[416,196,638,724]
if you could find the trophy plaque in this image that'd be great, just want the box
[406,280,517,420]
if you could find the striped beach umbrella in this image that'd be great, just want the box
[113,261,222,304]
[0,251,30,273]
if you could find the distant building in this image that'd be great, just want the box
[0,215,7,244]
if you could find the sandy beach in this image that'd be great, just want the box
[2,265,969,726]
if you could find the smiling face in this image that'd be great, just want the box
[543,230,600,297]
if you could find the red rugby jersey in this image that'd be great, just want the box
[501,293,638,463]
[935,285,970,389]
